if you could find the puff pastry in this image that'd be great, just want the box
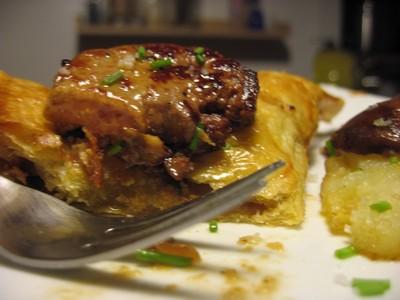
[0,69,341,226]
[191,71,340,225]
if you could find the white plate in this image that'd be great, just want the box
[0,86,398,300]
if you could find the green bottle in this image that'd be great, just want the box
[314,41,356,88]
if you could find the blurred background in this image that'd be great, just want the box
[0,0,399,96]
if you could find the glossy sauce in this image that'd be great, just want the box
[152,240,201,263]
[51,44,257,145]
[332,96,400,154]
[47,43,258,182]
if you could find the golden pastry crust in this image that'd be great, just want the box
[0,70,188,215]
[0,70,57,160]
[0,70,92,199]
[190,71,337,226]
[0,70,341,226]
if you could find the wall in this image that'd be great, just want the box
[0,0,85,86]
[0,0,341,85]
[201,0,341,78]
[257,0,341,77]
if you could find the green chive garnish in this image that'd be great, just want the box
[334,245,357,259]
[137,46,146,59]
[194,47,205,55]
[370,201,392,213]
[150,58,173,70]
[389,156,399,164]
[194,47,205,65]
[101,70,123,86]
[189,123,205,151]
[325,140,336,157]
[209,220,218,233]
[107,141,124,156]
[195,54,205,65]
[352,278,391,296]
[133,249,192,267]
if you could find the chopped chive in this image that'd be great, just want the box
[223,142,232,150]
[209,220,218,233]
[107,141,124,156]
[334,245,357,259]
[389,156,400,164]
[352,278,391,296]
[133,249,192,267]
[370,201,392,213]
[194,47,205,65]
[101,70,123,86]
[189,123,205,151]
[150,58,173,70]
[195,53,205,65]
[325,140,336,157]
[137,46,146,59]
[194,47,205,55]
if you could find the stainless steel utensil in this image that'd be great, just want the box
[0,160,284,269]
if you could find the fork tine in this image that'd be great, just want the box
[79,161,285,258]
[0,160,284,269]
[111,160,285,228]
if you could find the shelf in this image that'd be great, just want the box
[77,20,290,61]
[79,21,289,40]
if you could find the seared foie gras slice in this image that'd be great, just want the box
[46,44,258,181]
[0,69,342,224]
[331,96,400,154]
[0,70,192,214]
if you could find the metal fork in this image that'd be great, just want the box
[0,160,284,269]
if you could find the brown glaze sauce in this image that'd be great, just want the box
[332,96,400,154]
[48,43,258,182]
[152,240,201,263]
